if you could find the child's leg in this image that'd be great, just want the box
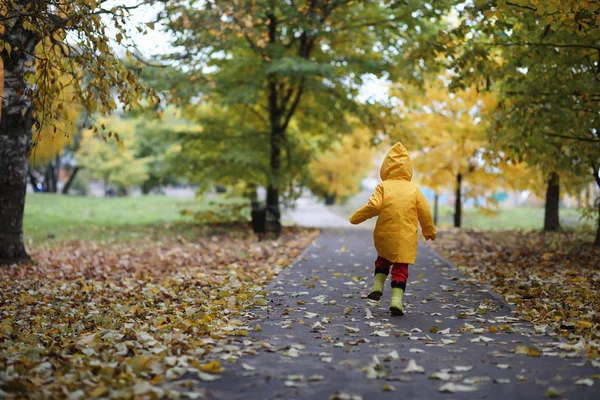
[390,263,408,290]
[389,263,409,316]
[367,256,391,301]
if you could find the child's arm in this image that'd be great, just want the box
[349,184,383,224]
[416,189,437,240]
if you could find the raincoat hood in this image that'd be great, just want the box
[380,142,412,182]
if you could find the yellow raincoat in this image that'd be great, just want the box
[349,142,436,264]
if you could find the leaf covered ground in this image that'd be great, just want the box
[428,229,600,358]
[0,226,317,398]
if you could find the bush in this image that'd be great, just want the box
[181,198,251,224]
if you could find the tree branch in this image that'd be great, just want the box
[281,80,305,132]
[243,104,268,126]
[478,41,600,51]
[545,133,600,143]
[505,1,537,11]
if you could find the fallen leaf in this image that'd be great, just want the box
[197,371,221,381]
[241,363,255,371]
[574,378,594,386]
[545,387,562,398]
[515,345,542,357]
[403,359,425,374]
[371,330,389,337]
[438,383,478,393]
[430,372,452,381]
[454,366,473,372]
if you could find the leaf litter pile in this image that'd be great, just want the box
[0,227,317,398]
[428,229,600,357]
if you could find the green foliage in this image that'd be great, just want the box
[76,116,150,193]
[413,0,600,239]
[134,107,191,193]
[435,0,599,178]
[157,0,455,206]
[76,110,184,194]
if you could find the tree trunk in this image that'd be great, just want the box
[585,186,591,207]
[434,192,439,225]
[0,43,38,265]
[44,162,57,192]
[324,192,337,205]
[544,172,560,232]
[592,164,600,247]
[62,167,80,194]
[595,200,600,248]
[29,171,41,193]
[454,173,462,228]
[266,127,282,211]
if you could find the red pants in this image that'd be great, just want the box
[375,256,408,290]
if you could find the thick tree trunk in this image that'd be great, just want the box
[592,165,600,247]
[544,172,560,232]
[434,192,439,225]
[0,45,38,265]
[595,200,600,248]
[324,192,337,205]
[62,167,80,194]
[266,127,282,210]
[454,173,462,228]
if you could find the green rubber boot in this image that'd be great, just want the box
[367,273,387,301]
[390,287,405,316]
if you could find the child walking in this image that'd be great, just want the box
[349,142,436,316]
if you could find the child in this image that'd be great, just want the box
[349,142,436,316]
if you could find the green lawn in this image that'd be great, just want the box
[331,192,588,231]
[434,205,585,230]
[23,193,202,242]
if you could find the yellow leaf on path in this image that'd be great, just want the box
[515,345,542,357]
[200,360,224,374]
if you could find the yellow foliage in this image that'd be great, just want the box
[23,39,83,164]
[308,127,375,203]
[396,77,536,208]
[76,115,150,188]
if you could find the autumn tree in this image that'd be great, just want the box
[0,1,158,264]
[421,0,600,241]
[398,80,522,228]
[156,0,454,215]
[307,126,374,205]
[76,115,151,195]
[27,65,83,194]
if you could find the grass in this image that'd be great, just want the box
[434,205,585,230]
[24,193,593,245]
[23,193,204,243]
[331,191,589,231]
